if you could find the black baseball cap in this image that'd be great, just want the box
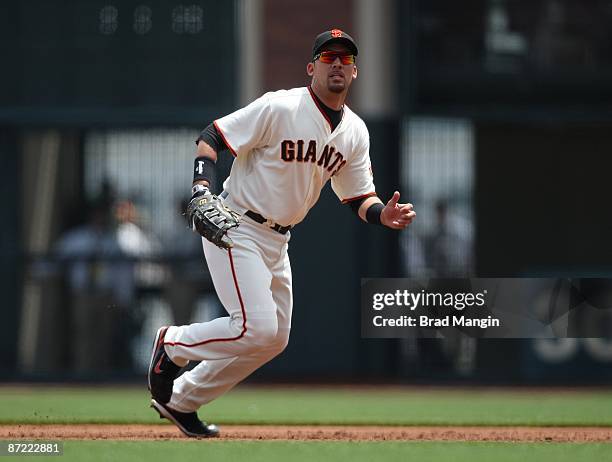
[312,29,358,58]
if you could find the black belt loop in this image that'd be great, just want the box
[245,210,292,235]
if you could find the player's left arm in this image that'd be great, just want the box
[355,193,416,230]
[334,124,415,230]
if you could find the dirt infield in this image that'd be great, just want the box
[2,425,612,442]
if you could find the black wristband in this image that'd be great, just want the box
[193,156,216,186]
[365,202,384,225]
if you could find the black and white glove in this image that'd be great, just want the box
[186,186,241,249]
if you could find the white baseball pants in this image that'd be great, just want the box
[162,217,292,413]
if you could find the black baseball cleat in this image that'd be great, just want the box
[151,399,220,438]
[147,326,182,404]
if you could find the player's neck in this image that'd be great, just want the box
[310,85,346,111]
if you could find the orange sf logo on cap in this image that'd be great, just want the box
[331,29,343,38]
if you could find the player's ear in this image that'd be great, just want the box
[306,62,314,76]
[352,65,358,80]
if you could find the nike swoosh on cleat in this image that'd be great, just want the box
[153,356,164,374]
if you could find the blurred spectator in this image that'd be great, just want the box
[401,199,476,377]
[114,198,166,296]
[425,199,474,277]
[54,198,127,374]
[115,199,160,257]
[53,194,166,374]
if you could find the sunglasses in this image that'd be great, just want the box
[313,51,356,65]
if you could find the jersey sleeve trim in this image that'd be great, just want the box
[341,191,377,204]
[213,120,238,157]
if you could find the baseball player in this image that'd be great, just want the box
[148,29,416,438]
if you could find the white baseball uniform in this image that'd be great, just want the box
[163,86,375,412]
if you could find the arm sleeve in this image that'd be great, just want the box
[347,197,365,215]
[331,127,376,204]
[213,93,273,157]
[196,123,227,153]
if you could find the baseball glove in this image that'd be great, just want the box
[186,188,241,249]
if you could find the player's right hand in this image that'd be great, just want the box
[186,187,241,249]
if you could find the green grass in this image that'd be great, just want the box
[56,441,612,462]
[0,386,612,426]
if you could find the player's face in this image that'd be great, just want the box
[308,43,357,94]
